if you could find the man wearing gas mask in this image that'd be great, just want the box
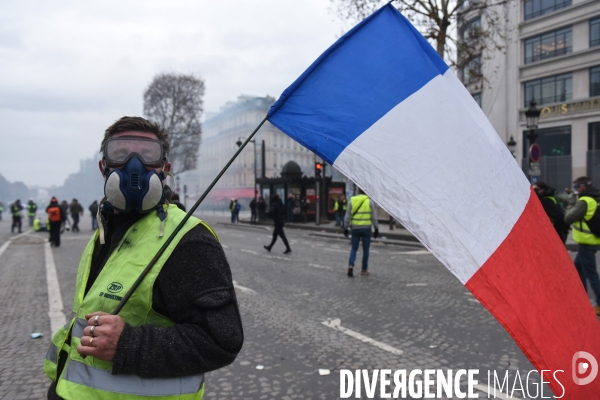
[45,116,243,400]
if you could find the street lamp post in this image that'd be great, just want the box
[506,136,517,158]
[236,137,257,221]
[525,100,541,183]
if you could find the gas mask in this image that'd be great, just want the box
[102,136,167,214]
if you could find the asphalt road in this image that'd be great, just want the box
[0,213,589,399]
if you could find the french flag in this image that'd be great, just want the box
[267,4,600,397]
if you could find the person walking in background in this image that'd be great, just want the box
[533,182,568,244]
[46,197,64,247]
[69,198,84,232]
[334,195,347,227]
[234,198,241,222]
[257,196,266,221]
[229,198,238,223]
[344,188,379,277]
[11,199,23,234]
[60,199,70,232]
[334,196,341,226]
[26,198,37,227]
[564,176,600,315]
[286,193,296,223]
[264,194,292,254]
[0,201,4,221]
[88,200,99,230]
[249,196,257,225]
[300,197,309,223]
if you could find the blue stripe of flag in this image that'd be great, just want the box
[267,4,449,164]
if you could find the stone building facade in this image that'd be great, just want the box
[459,0,600,190]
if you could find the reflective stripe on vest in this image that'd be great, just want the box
[63,360,204,397]
[350,195,372,227]
[27,204,36,216]
[45,204,215,399]
[572,196,600,245]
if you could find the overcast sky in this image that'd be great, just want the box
[0,1,345,187]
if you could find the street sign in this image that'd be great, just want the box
[529,143,541,163]
[529,162,541,176]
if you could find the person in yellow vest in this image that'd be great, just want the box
[11,199,23,233]
[564,176,600,316]
[33,217,48,232]
[343,188,379,277]
[45,116,243,399]
[27,198,38,227]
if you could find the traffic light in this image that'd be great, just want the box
[315,162,323,180]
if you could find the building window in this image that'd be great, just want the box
[592,67,600,97]
[473,92,482,106]
[591,18,600,47]
[524,0,571,21]
[588,122,600,150]
[522,126,571,156]
[461,55,481,84]
[460,17,481,43]
[524,27,572,64]
[524,73,572,107]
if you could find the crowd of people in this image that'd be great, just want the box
[3,197,100,246]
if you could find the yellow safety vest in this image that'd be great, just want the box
[44,204,218,399]
[350,194,372,227]
[572,196,600,245]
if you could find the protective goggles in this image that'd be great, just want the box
[103,137,166,167]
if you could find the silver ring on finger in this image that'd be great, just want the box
[90,325,96,337]
[94,315,100,326]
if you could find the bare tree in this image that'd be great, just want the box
[330,0,514,86]
[143,73,204,174]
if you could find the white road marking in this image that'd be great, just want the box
[322,318,403,355]
[467,298,480,303]
[241,249,259,255]
[0,229,35,259]
[0,241,10,259]
[221,244,229,248]
[45,242,66,335]
[264,255,292,260]
[10,230,33,240]
[406,283,428,287]
[309,263,332,270]
[233,280,257,294]
[391,250,430,255]
[323,248,347,253]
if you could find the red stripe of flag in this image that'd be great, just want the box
[466,188,600,397]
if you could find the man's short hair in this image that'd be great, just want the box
[100,116,171,155]
[573,176,592,186]
[533,181,548,191]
